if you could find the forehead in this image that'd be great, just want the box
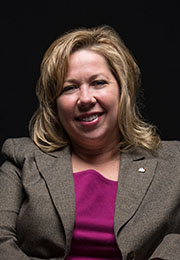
[66,49,111,78]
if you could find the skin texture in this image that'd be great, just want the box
[57,49,120,152]
[56,49,121,180]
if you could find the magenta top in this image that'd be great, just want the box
[66,169,122,259]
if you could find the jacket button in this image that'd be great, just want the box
[127,251,136,260]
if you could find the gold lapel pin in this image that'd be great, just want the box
[138,167,146,173]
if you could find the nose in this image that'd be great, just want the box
[77,85,96,109]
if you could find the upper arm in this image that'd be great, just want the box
[0,139,24,248]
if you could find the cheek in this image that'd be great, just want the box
[56,99,66,120]
[113,88,120,111]
[56,98,74,123]
[102,90,119,111]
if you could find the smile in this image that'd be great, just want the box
[76,113,104,122]
[80,114,98,122]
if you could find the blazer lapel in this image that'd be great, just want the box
[114,150,158,236]
[34,144,158,256]
[35,146,75,255]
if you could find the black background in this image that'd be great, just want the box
[0,1,179,164]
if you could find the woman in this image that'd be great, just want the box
[0,25,179,260]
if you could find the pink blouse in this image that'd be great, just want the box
[66,169,122,259]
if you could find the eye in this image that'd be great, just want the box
[92,80,107,87]
[61,85,77,94]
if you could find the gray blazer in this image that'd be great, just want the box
[0,137,180,260]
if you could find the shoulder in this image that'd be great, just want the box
[2,137,36,152]
[1,137,38,167]
[2,137,37,155]
[1,137,71,168]
[157,140,180,158]
[152,140,180,174]
[160,140,180,151]
[132,140,180,159]
[132,140,180,166]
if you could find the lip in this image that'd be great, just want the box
[75,112,104,127]
[75,112,104,121]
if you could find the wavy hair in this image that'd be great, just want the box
[29,25,160,152]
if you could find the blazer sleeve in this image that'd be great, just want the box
[0,139,62,260]
[149,142,180,260]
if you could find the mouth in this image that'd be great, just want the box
[75,112,104,122]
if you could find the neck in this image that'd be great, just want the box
[71,141,120,166]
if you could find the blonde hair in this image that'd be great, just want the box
[29,25,160,152]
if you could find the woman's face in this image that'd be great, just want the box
[56,49,120,150]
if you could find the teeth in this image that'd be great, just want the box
[80,114,98,122]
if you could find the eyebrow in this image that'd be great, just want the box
[64,73,107,84]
